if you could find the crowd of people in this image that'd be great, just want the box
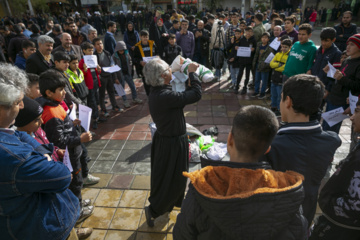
[0,5,359,240]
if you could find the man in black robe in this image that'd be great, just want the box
[143,59,202,227]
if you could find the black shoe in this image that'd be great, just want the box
[145,206,155,227]
[96,117,107,123]
[240,87,247,95]
[258,93,266,99]
[92,121,98,129]
[251,92,259,97]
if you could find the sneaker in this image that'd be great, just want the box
[96,117,107,123]
[114,107,124,113]
[76,228,93,239]
[123,100,131,108]
[83,174,100,186]
[145,206,155,227]
[103,112,110,117]
[258,93,266,99]
[251,92,259,97]
[92,121,98,130]
[76,206,95,223]
[133,98,143,104]
[82,199,92,207]
[240,87,247,95]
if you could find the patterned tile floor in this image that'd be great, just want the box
[79,41,352,239]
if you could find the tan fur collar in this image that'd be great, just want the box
[184,166,304,200]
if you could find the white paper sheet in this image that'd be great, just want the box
[322,107,349,127]
[327,61,337,78]
[114,83,126,96]
[349,91,358,114]
[264,52,275,64]
[237,47,251,57]
[103,65,121,73]
[69,102,77,121]
[79,104,92,132]
[83,55,98,68]
[172,71,188,82]
[269,38,281,50]
[143,56,159,62]
[63,147,73,172]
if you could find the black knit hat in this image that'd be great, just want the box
[347,33,360,49]
[14,96,43,127]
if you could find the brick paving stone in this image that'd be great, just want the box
[119,190,148,208]
[129,132,147,141]
[111,131,131,140]
[91,161,115,173]
[97,150,122,161]
[85,229,107,240]
[133,162,151,175]
[131,176,151,190]
[86,174,113,188]
[135,232,167,240]
[82,207,116,229]
[116,124,135,132]
[213,117,230,125]
[82,188,101,203]
[197,117,214,125]
[104,230,136,240]
[185,117,197,124]
[201,94,212,100]
[212,111,228,117]
[110,208,142,230]
[95,189,123,207]
[211,105,226,112]
[124,140,144,150]
[104,140,126,150]
[133,124,151,132]
[111,162,136,174]
[118,149,139,162]
[184,111,197,117]
[108,175,134,189]
[86,140,109,149]
[138,210,169,233]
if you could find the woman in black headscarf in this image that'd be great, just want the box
[124,22,140,76]
[149,16,169,58]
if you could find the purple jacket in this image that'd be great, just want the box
[280,29,299,43]
[176,31,195,59]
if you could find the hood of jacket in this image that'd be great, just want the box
[115,41,127,51]
[36,96,60,108]
[184,166,306,239]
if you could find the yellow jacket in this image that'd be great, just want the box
[270,50,290,72]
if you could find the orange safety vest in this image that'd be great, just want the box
[135,40,155,58]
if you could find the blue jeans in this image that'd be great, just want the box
[322,99,348,134]
[271,83,282,109]
[121,74,137,101]
[230,65,239,85]
[254,70,269,94]
[222,60,228,73]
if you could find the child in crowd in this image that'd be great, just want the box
[282,24,317,81]
[262,74,341,227]
[112,40,143,108]
[227,28,242,89]
[310,99,360,240]
[252,32,275,99]
[67,54,89,104]
[323,33,360,133]
[239,20,246,36]
[162,33,182,65]
[93,38,123,116]
[36,69,95,224]
[79,42,106,129]
[235,26,257,94]
[26,73,42,99]
[53,52,83,106]
[279,16,299,43]
[269,39,292,115]
[174,105,308,239]
[133,30,158,96]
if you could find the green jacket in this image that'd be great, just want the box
[66,68,88,100]
[283,40,317,77]
[253,42,275,72]
[253,23,265,43]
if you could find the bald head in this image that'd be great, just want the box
[60,33,72,49]
[274,25,282,37]
[197,20,204,30]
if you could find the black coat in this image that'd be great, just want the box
[162,44,182,65]
[26,51,54,75]
[262,121,341,226]
[173,162,307,240]
[334,23,358,52]
[149,21,168,56]
[193,28,211,56]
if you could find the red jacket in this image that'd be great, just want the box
[309,11,317,22]
[79,58,101,90]
[34,127,61,162]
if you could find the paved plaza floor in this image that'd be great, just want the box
[77,68,352,239]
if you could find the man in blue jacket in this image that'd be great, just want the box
[104,21,117,55]
[0,63,80,240]
[262,74,342,227]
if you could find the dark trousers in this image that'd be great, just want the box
[142,76,151,96]
[69,145,83,203]
[87,80,99,120]
[80,143,89,178]
[310,215,360,240]
[148,132,189,218]
[235,64,252,90]
[99,76,118,112]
